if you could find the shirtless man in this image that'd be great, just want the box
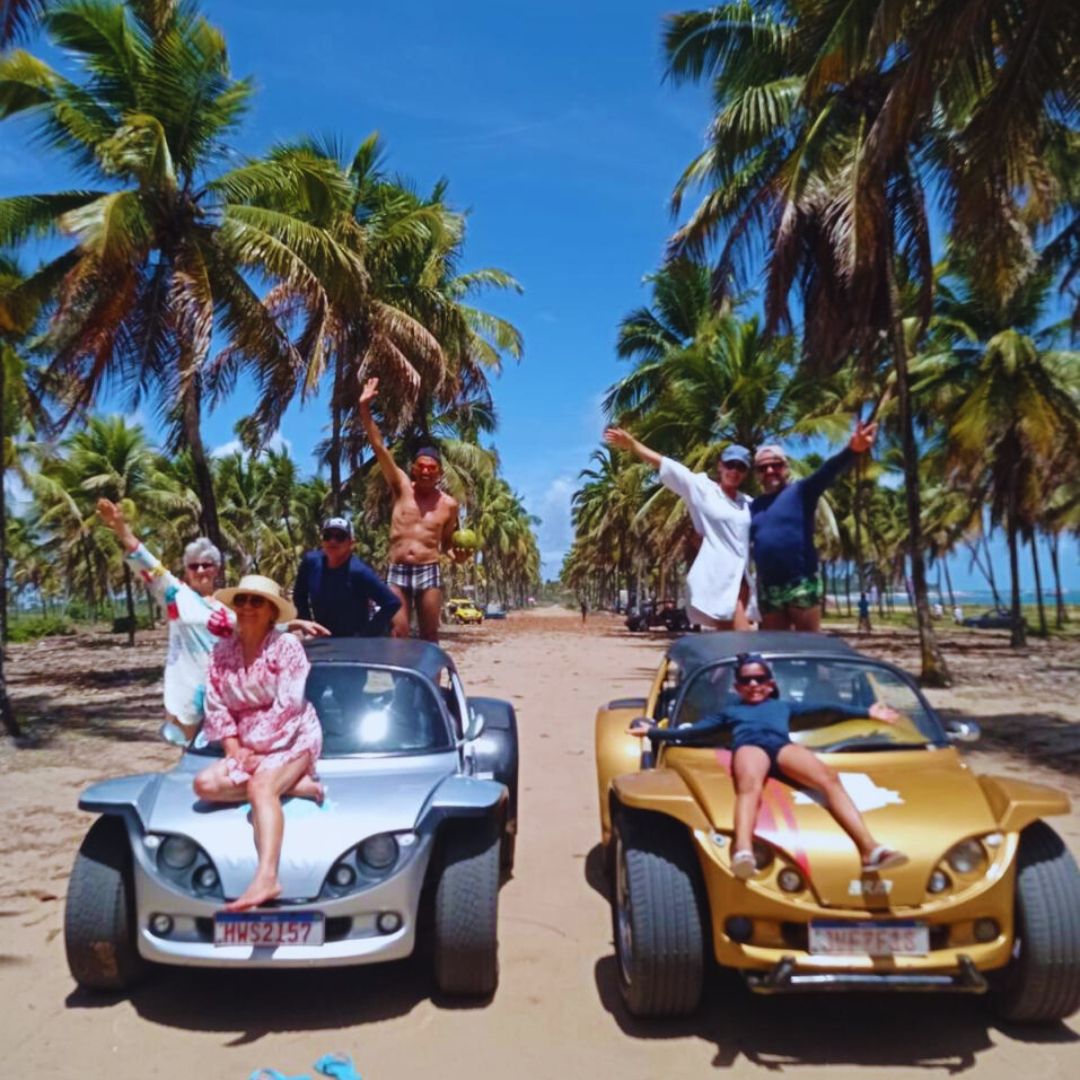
[359,377,468,642]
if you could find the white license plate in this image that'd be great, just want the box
[809,920,928,956]
[213,911,324,947]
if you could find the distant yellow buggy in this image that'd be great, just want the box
[445,598,484,625]
[595,632,1080,1023]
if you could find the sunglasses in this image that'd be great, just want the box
[735,673,772,686]
[322,531,350,543]
[232,593,267,608]
[756,461,786,473]
[187,561,218,572]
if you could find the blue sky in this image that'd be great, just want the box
[2,1,1076,592]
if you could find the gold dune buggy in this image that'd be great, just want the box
[595,632,1080,1023]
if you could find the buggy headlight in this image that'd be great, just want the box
[159,835,198,870]
[359,834,399,871]
[945,838,986,874]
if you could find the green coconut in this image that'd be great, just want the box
[452,528,479,550]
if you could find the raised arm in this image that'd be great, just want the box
[603,427,662,470]
[359,377,407,493]
[97,497,178,606]
[802,421,877,501]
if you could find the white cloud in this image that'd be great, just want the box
[527,474,576,580]
[210,431,292,460]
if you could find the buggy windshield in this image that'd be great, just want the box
[305,664,453,755]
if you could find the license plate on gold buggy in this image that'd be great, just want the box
[213,911,324,946]
[809,919,928,956]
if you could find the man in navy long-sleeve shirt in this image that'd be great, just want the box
[750,421,878,631]
[293,516,402,637]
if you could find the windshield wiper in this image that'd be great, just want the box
[825,741,930,753]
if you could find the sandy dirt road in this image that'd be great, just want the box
[1,609,1078,1079]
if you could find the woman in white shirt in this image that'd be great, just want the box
[603,428,755,630]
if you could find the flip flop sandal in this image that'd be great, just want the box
[863,846,909,872]
[732,850,757,880]
[314,1054,362,1080]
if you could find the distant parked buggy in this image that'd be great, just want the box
[625,599,692,633]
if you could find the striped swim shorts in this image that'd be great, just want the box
[388,562,442,595]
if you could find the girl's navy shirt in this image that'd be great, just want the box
[649,698,869,747]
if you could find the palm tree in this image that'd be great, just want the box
[59,414,194,643]
[0,0,364,551]
[226,135,522,511]
[912,263,1080,646]
[0,0,46,47]
[660,4,981,683]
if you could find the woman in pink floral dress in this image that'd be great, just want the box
[193,574,324,912]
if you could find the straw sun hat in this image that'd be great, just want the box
[215,574,297,624]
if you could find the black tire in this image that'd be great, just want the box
[991,821,1080,1023]
[500,830,516,876]
[433,821,500,996]
[612,811,705,1017]
[64,816,147,991]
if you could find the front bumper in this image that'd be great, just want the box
[132,835,435,969]
[746,954,989,994]
[691,830,1018,982]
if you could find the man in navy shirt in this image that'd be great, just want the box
[750,420,878,631]
[293,517,402,637]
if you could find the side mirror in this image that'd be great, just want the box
[945,718,981,744]
[464,707,486,742]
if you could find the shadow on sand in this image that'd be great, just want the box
[65,958,491,1044]
[592,956,1076,1072]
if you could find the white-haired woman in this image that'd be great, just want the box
[97,499,325,741]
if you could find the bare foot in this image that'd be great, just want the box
[224,874,283,912]
[287,776,325,805]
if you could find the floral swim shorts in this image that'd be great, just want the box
[759,576,823,614]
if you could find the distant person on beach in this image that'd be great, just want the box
[96,499,326,742]
[751,420,878,631]
[294,516,401,637]
[359,377,470,643]
[580,596,588,623]
[857,592,872,634]
[953,605,964,624]
[628,652,908,877]
[194,575,324,911]
[604,427,756,630]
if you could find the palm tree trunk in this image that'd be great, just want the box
[329,357,344,514]
[1030,533,1047,638]
[0,359,20,735]
[1006,483,1026,648]
[1048,533,1067,628]
[123,562,136,648]
[182,380,224,555]
[886,257,950,685]
[982,530,1003,608]
[943,558,956,609]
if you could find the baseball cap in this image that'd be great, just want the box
[754,444,788,465]
[415,446,441,464]
[321,516,353,538]
[721,444,752,467]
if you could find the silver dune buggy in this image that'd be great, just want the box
[64,638,519,997]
